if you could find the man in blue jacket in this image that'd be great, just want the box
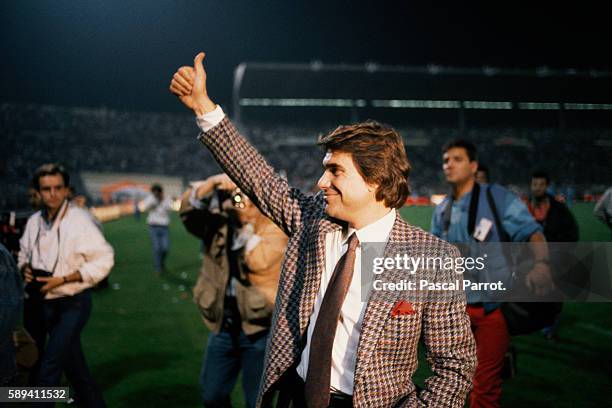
[431,140,553,408]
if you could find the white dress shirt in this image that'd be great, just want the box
[195,107,397,394]
[296,209,396,394]
[196,105,226,131]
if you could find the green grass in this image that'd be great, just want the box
[402,202,612,408]
[79,215,208,407]
[72,204,610,407]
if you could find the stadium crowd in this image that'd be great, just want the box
[2,102,611,212]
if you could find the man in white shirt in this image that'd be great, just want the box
[140,184,173,273]
[169,53,476,408]
[18,163,114,407]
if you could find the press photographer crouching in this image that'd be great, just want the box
[180,173,287,408]
[18,163,114,407]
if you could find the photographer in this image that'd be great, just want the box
[180,173,287,408]
[17,163,114,407]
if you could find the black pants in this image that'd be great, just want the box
[23,293,47,385]
[38,290,105,407]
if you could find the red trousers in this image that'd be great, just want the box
[467,305,510,408]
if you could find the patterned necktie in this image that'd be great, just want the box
[305,233,360,408]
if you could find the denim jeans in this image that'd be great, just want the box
[200,327,268,408]
[38,290,105,407]
[148,225,169,272]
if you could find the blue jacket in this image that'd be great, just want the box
[431,183,542,307]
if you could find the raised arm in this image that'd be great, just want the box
[178,174,233,241]
[169,53,320,237]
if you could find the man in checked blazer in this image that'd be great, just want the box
[169,53,477,408]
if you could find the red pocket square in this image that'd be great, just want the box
[391,301,415,317]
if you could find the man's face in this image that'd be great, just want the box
[443,147,477,186]
[38,174,69,213]
[317,150,378,222]
[531,177,548,198]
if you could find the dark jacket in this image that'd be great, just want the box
[532,194,579,242]
[0,243,22,381]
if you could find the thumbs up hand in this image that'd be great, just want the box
[169,52,217,115]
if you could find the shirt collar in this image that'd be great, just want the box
[451,189,472,208]
[41,199,69,228]
[342,209,397,245]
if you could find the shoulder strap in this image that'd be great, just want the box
[467,182,480,236]
[486,186,510,242]
[444,182,481,239]
[442,194,453,238]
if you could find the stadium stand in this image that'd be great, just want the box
[2,101,611,211]
[2,64,611,211]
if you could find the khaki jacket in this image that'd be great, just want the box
[180,189,287,335]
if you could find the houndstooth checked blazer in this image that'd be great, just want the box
[198,117,477,408]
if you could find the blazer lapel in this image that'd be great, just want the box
[354,217,414,381]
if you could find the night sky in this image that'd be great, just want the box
[2,0,610,113]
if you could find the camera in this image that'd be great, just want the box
[231,188,245,209]
[214,187,246,211]
[25,268,53,296]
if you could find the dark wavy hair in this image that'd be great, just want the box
[32,163,70,191]
[442,139,478,162]
[317,121,411,208]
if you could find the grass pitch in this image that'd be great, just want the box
[74,203,610,407]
